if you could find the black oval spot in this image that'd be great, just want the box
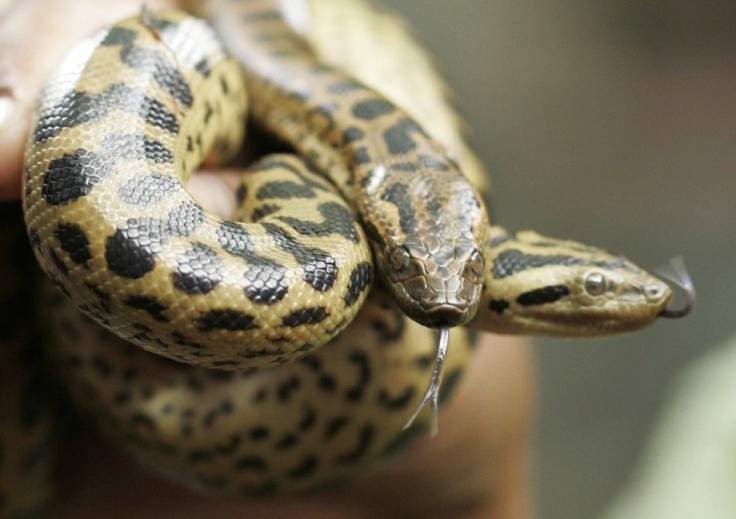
[516,285,570,306]
[173,243,222,294]
[42,149,108,205]
[124,295,169,322]
[281,307,327,327]
[198,309,257,331]
[352,99,395,120]
[105,218,168,279]
[54,222,92,267]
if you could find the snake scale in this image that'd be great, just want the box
[2,0,692,515]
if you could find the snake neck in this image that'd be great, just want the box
[205,0,489,327]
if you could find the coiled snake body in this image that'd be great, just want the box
[3,0,690,513]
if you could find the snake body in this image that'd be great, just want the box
[5,0,687,512]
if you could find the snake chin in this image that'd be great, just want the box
[389,278,482,328]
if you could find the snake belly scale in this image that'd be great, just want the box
[13,0,688,503]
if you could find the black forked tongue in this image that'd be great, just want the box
[656,256,696,318]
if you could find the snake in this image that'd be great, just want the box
[3,0,694,514]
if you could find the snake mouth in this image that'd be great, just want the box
[420,303,468,328]
[397,279,480,328]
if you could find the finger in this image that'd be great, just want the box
[0,0,177,201]
[185,169,242,218]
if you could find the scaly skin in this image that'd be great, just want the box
[6,0,689,509]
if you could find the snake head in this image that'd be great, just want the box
[382,236,486,328]
[473,229,693,336]
[363,168,489,328]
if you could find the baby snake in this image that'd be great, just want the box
[4,0,693,513]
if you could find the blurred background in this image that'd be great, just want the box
[380,1,735,518]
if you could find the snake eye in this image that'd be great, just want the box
[468,249,485,276]
[584,272,607,296]
[389,246,411,273]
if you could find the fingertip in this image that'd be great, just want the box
[186,170,242,218]
[0,91,28,201]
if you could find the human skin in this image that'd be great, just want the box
[0,1,537,517]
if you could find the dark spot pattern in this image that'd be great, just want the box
[377,387,415,410]
[276,202,360,242]
[251,203,281,221]
[124,295,169,322]
[33,83,179,143]
[488,299,510,315]
[344,262,372,306]
[173,243,222,294]
[105,217,168,279]
[101,26,137,46]
[351,99,395,120]
[130,412,156,432]
[216,221,290,305]
[198,309,258,331]
[54,222,92,267]
[324,416,350,439]
[488,233,514,248]
[389,162,418,172]
[236,456,267,471]
[119,45,193,106]
[516,285,571,306]
[276,377,301,401]
[492,249,627,279]
[248,427,270,441]
[299,405,317,431]
[194,57,211,76]
[383,118,426,155]
[263,223,337,292]
[344,351,370,402]
[281,307,327,327]
[256,180,317,199]
[342,126,365,144]
[99,133,174,163]
[166,202,204,236]
[275,434,297,450]
[235,184,247,204]
[336,424,374,464]
[288,456,318,479]
[328,80,361,94]
[370,309,405,342]
[42,149,110,205]
[118,174,178,204]
[202,399,233,428]
[91,355,113,378]
[353,147,371,164]
[380,183,416,234]
[361,221,384,247]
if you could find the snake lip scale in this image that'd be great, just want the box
[7,0,694,506]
